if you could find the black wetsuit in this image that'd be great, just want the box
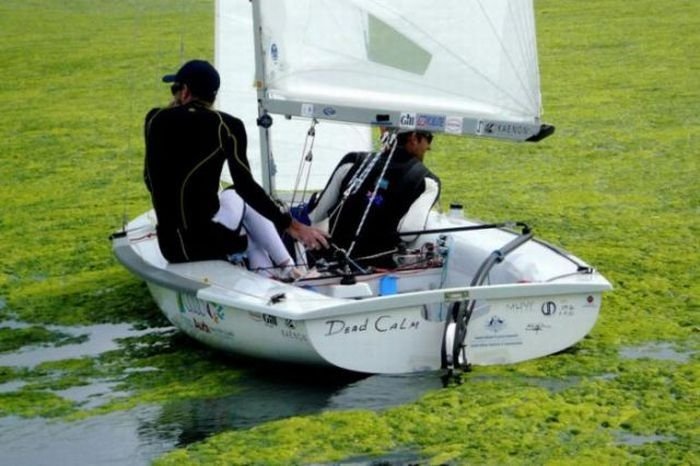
[144,101,291,263]
[315,148,440,267]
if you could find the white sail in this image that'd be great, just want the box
[215,1,373,193]
[255,0,546,140]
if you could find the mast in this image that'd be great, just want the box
[250,0,274,194]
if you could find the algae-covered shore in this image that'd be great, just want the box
[0,0,698,464]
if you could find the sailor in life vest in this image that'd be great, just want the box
[307,129,441,268]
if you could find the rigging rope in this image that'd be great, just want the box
[326,130,391,235]
[326,154,373,234]
[346,130,399,256]
[290,118,318,207]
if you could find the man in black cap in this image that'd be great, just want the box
[144,59,328,270]
[308,129,440,268]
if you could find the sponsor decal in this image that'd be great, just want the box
[281,329,308,342]
[525,322,551,333]
[211,327,236,338]
[473,313,522,347]
[541,301,557,316]
[416,113,446,131]
[262,314,278,327]
[178,293,224,323]
[301,103,314,118]
[445,116,463,135]
[322,106,336,116]
[476,120,492,135]
[193,318,211,334]
[206,304,224,324]
[559,303,576,316]
[399,112,416,128]
[541,300,576,317]
[477,120,532,138]
[505,300,536,312]
[485,315,506,333]
[472,331,523,348]
[323,316,420,337]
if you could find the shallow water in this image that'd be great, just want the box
[619,342,693,363]
[6,322,692,465]
[0,320,445,465]
[0,370,443,465]
[0,321,166,368]
[615,431,677,446]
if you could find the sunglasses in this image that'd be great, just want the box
[170,83,184,95]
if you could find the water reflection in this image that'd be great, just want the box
[0,318,445,464]
[141,363,444,447]
[0,410,166,466]
[0,358,444,465]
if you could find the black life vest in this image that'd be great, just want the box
[328,148,433,266]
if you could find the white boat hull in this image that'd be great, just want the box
[112,210,611,374]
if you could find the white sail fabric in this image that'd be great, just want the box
[215,1,372,193]
[258,0,542,124]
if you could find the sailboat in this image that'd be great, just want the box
[111,0,611,374]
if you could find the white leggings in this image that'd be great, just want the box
[212,190,293,271]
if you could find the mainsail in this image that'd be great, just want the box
[254,0,549,141]
[216,0,550,194]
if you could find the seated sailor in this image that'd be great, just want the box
[143,59,327,276]
[307,129,440,269]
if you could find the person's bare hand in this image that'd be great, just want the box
[286,219,329,250]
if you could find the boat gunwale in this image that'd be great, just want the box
[114,233,610,322]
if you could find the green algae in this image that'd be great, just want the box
[0,391,76,418]
[0,330,247,420]
[0,0,698,464]
[155,359,698,465]
[0,325,88,353]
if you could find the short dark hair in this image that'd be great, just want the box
[397,130,433,146]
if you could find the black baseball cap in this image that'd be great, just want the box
[162,59,220,98]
